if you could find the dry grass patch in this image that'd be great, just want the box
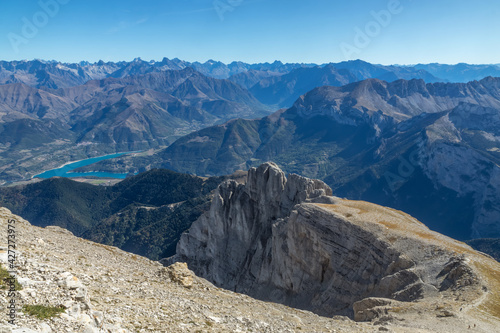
[315,201,478,257]
[473,260,500,319]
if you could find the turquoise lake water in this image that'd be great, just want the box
[34,152,134,179]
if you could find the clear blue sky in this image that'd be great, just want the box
[0,0,498,65]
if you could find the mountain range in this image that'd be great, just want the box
[4,58,500,90]
[106,77,500,242]
[248,60,444,108]
[2,58,500,184]
[0,67,270,182]
[0,58,312,89]
[2,57,500,243]
[414,63,500,83]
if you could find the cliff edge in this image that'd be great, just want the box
[169,162,500,332]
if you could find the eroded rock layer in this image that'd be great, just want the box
[170,162,500,321]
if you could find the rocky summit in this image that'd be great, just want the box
[0,207,372,333]
[1,164,500,332]
[170,162,500,332]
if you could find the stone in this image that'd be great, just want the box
[78,314,93,325]
[17,277,35,288]
[63,300,74,309]
[82,324,99,333]
[92,310,104,327]
[436,310,455,318]
[39,323,51,333]
[352,298,395,322]
[75,286,88,302]
[58,273,83,289]
[67,302,81,318]
[0,250,8,264]
[160,262,194,288]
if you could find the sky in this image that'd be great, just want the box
[0,0,499,65]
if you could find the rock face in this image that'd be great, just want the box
[171,163,500,321]
[2,207,379,333]
[172,163,336,301]
[154,80,500,242]
[2,188,500,332]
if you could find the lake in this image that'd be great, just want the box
[34,152,135,179]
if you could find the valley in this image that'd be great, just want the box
[2,59,500,248]
[2,1,500,331]
[2,57,500,332]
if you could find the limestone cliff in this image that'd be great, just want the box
[170,163,335,296]
[170,162,500,329]
[2,169,500,332]
[0,207,382,333]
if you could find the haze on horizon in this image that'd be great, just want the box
[0,0,498,65]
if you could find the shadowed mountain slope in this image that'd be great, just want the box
[138,77,500,240]
[0,169,225,260]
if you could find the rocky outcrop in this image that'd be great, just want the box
[2,189,500,332]
[170,163,500,322]
[2,207,378,333]
[169,163,335,292]
[158,262,194,289]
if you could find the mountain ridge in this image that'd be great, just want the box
[3,58,500,90]
[110,77,500,240]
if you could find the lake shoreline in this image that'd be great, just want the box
[33,151,141,179]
